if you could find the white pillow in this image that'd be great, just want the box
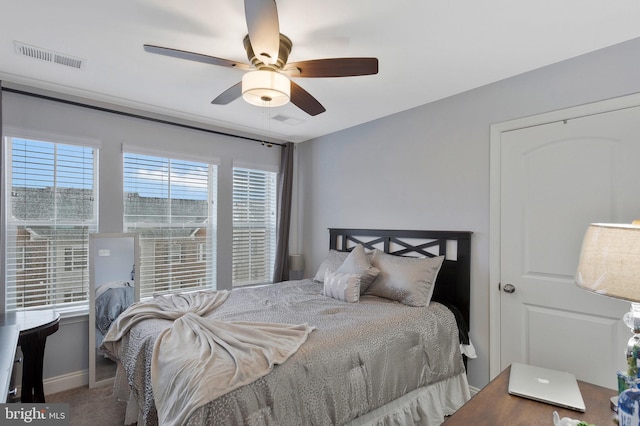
[323,271,360,303]
[366,249,444,307]
[313,250,350,282]
[336,244,380,294]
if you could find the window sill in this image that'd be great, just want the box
[6,306,89,322]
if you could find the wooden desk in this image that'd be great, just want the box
[445,366,617,425]
[0,310,60,403]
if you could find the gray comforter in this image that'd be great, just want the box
[108,279,465,426]
[95,285,134,337]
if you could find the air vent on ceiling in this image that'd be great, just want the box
[272,114,303,126]
[14,41,85,69]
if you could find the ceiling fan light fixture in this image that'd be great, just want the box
[242,70,290,107]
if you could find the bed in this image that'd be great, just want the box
[94,280,134,353]
[102,228,473,426]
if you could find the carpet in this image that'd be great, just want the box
[46,384,130,426]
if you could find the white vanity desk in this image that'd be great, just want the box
[0,322,20,402]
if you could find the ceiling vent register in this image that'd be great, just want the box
[14,41,85,69]
[272,114,303,126]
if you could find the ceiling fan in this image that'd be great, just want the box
[143,0,379,116]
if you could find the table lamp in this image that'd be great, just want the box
[576,222,640,375]
[575,222,640,421]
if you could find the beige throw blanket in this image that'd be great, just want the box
[102,291,315,426]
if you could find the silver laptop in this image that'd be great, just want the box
[508,362,586,412]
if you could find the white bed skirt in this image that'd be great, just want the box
[114,363,469,426]
[346,373,471,426]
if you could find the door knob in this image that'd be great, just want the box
[503,283,516,293]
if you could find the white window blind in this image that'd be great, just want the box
[232,167,277,286]
[124,152,216,298]
[4,137,97,312]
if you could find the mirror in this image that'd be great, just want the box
[89,233,139,388]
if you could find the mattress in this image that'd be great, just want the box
[107,279,468,425]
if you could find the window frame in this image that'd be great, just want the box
[2,128,100,314]
[231,164,278,287]
[122,147,219,299]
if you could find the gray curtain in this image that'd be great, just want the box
[273,142,294,282]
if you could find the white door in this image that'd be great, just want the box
[500,105,640,389]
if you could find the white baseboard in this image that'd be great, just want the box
[11,369,88,401]
[468,385,480,397]
[44,370,88,395]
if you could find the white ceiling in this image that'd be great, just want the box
[2,0,640,143]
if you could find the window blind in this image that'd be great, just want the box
[124,152,216,298]
[232,167,277,286]
[4,137,97,311]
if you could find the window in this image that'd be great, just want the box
[64,247,88,271]
[4,137,97,311]
[124,152,217,298]
[232,167,277,286]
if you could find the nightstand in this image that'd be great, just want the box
[445,365,617,425]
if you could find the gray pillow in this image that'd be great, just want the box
[323,271,360,303]
[336,244,380,294]
[366,249,445,307]
[313,250,350,282]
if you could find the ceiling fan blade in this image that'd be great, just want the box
[144,44,250,70]
[211,82,242,105]
[283,58,379,78]
[290,81,326,116]
[244,0,280,65]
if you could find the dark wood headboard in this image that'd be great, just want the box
[328,228,472,328]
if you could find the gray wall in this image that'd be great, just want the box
[2,91,280,388]
[5,36,640,394]
[297,36,640,389]
[92,236,134,285]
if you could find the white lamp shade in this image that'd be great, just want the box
[289,254,305,272]
[575,223,640,302]
[242,70,290,107]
